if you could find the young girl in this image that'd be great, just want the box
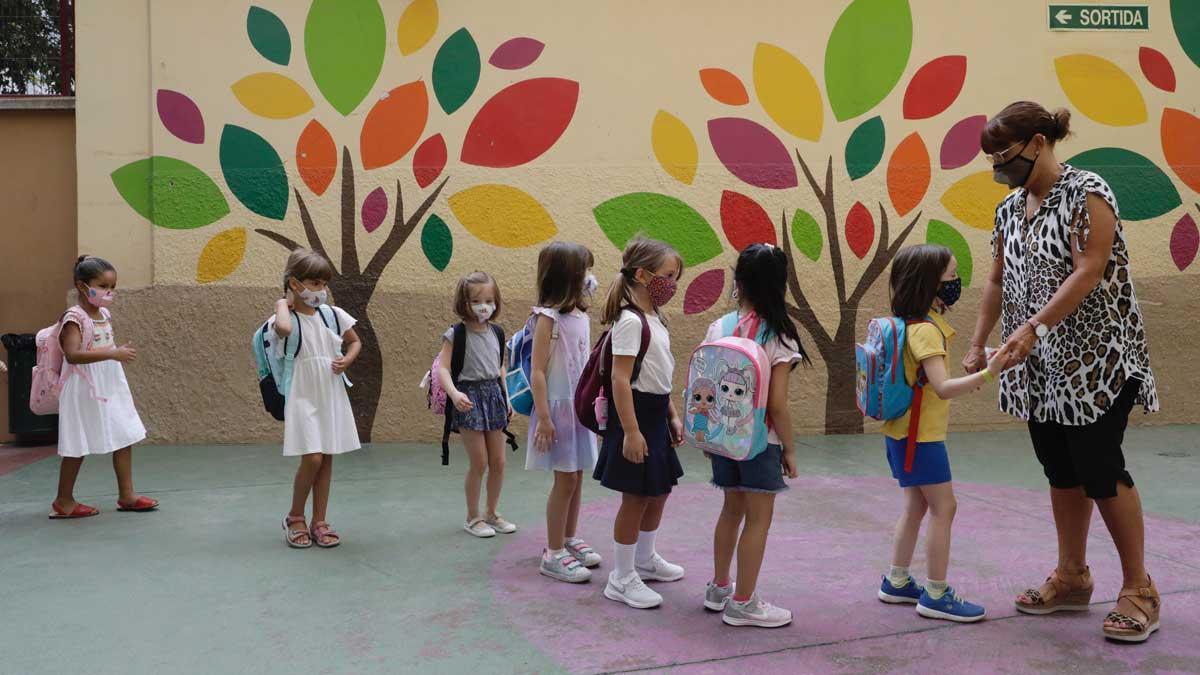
[528,242,603,582]
[593,237,686,609]
[50,255,155,519]
[703,244,808,628]
[273,249,361,548]
[876,244,1010,622]
[437,271,516,538]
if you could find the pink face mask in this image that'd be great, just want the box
[645,273,677,307]
[86,286,115,308]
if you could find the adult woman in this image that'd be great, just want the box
[963,101,1160,642]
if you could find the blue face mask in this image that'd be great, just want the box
[938,278,962,307]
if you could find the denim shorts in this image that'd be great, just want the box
[710,444,789,494]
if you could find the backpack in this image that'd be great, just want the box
[683,312,772,461]
[252,304,345,422]
[505,311,562,417]
[573,308,650,436]
[420,323,518,465]
[30,306,107,415]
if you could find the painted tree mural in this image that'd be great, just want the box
[110,0,580,440]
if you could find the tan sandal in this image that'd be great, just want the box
[1015,566,1094,615]
[283,515,312,548]
[1103,577,1161,643]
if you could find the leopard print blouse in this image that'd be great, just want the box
[991,165,1158,426]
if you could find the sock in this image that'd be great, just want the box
[732,592,752,603]
[887,565,911,587]
[713,577,731,588]
[926,579,949,599]
[545,548,565,560]
[615,542,637,578]
[635,529,658,566]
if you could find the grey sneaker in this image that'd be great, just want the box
[722,592,792,628]
[604,570,663,609]
[539,549,592,583]
[564,538,603,568]
[704,581,736,611]
[485,514,517,534]
[463,518,496,538]
[635,553,685,582]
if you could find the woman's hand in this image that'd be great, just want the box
[534,415,556,454]
[622,430,648,464]
[452,391,473,412]
[782,448,799,479]
[1003,323,1039,364]
[962,344,986,374]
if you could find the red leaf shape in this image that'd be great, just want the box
[413,134,447,189]
[1171,213,1198,271]
[683,269,725,315]
[845,202,874,259]
[902,55,967,120]
[360,81,429,170]
[1162,108,1200,194]
[489,37,545,70]
[297,119,336,196]
[461,77,579,168]
[887,132,930,217]
[720,190,777,251]
[1139,47,1176,93]
[699,68,749,106]
[361,187,388,233]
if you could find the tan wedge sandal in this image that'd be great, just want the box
[1015,567,1094,615]
[1103,577,1161,643]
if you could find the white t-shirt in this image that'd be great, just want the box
[704,314,802,445]
[611,309,674,395]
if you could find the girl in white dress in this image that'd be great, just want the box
[51,255,153,519]
[273,250,361,548]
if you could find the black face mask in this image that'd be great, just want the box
[992,140,1040,189]
[938,278,962,307]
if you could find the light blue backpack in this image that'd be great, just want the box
[505,312,561,417]
[252,304,344,421]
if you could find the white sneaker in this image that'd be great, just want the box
[604,570,663,609]
[485,514,517,534]
[722,592,792,628]
[564,537,603,568]
[463,518,496,538]
[539,549,592,583]
[635,553,685,582]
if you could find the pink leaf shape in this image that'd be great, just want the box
[461,77,579,168]
[488,37,545,70]
[720,190,777,251]
[903,56,967,120]
[940,115,987,170]
[1139,47,1176,93]
[845,202,874,260]
[683,269,725,315]
[157,89,204,144]
[362,186,388,233]
[1171,213,1198,271]
[707,118,798,189]
[413,134,447,189]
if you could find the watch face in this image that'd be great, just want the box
[1035,324,1048,337]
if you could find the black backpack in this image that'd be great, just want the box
[440,322,519,465]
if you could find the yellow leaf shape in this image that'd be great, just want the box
[651,110,698,185]
[1054,55,1146,127]
[940,171,1013,231]
[196,228,246,284]
[398,0,438,56]
[231,73,314,119]
[448,184,557,248]
[753,43,822,141]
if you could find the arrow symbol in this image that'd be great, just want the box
[1055,9,1072,23]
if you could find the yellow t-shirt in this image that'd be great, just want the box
[882,312,956,443]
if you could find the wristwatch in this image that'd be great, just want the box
[1026,319,1049,338]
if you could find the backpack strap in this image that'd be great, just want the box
[442,323,467,466]
[902,317,943,473]
[489,323,519,453]
[626,308,652,384]
[316,304,341,336]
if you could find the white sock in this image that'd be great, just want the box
[926,578,949,599]
[545,548,565,560]
[888,565,911,586]
[615,542,637,578]
[635,529,658,566]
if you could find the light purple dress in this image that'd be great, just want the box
[525,307,597,472]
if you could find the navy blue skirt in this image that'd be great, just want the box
[593,391,683,496]
[451,379,509,433]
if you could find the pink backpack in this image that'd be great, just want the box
[30,306,106,415]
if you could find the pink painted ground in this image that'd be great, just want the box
[491,476,1200,674]
[0,445,54,477]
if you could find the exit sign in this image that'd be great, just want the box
[1049,4,1149,31]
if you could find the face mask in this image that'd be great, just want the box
[645,273,677,307]
[937,278,962,307]
[583,273,598,296]
[992,139,1040,189]
[85,286,115,308]
[298,287,327,308]
[471,302,496,322]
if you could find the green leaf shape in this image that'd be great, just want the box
[593,193,723,266]
[247,6,290,66]
[1172,0,1200,69]
[305,0,386,116]
[421,213,453,271]
[432,28,481,115]
[791,208,823,262]
[1067,148,1182,221]
[825,0,912,121]
[219,125,288,221]
[926,219,973,287]
[845,116,885,180]
[110,157,230,230]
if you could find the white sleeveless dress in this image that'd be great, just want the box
[272,307,361,456]
[57,312,147,458]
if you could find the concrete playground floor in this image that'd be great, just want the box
[1,425,1198,674]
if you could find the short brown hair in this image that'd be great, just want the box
[602,236,684,324]
[981,101,1072,154]
[284,249,334,287]
[890,245,953,320]
[537,242,595,313]
[453,271,502,322]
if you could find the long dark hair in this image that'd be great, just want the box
[734,244,810,365]
[890,245,953,320]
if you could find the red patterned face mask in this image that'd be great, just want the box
[646,273,677,307]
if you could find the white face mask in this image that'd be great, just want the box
[299,288,327,308]
[471,302,495,322]
[583,273,598,296]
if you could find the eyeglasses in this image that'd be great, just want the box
[988,140,1029,166]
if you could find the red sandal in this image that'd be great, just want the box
[49,502,100,519]
[116,496,160,512]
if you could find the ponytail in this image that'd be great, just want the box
[601,236,683,325]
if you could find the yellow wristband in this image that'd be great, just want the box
[982,369,994,384]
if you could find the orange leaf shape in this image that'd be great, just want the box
[1162,108,1200,194]
[297,120,336,196]
[887,132,930,217]
[699,68,749,106]
[360,81,429,170]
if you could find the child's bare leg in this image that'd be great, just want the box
[483,430,506,518]
[462,430,487,521]
[54,457,85,511]
[111,446,138,504]
[547,470,579,550]
[288,454,323,543]
[890,487,928,569]
[564,470,584,539]
[713,491,746,585]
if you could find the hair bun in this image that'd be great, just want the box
[76,254,89,265]
[1051,108,1072,141]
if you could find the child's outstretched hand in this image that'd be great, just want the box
[985,344,1013,377]
[112,343,137,363]
[782,448,799,479]
[452,391,473,412]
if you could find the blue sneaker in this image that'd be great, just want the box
[878,575,923,604]
[917,587,986,623]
